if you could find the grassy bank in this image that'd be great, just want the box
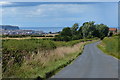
[97,36,119,59]
[2,38,98,79]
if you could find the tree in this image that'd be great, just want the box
[81,21,96,38]
[78,26,83,38]
[60,27,72,36]
[49,32,52,34]
[96,24,109,40]
[71,23,79,35]
[108,31,113,37]
[54,21,109,41]
[54,27,72,41]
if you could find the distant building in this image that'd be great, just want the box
[109,28,117,34]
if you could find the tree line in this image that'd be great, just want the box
[54,21,109,41]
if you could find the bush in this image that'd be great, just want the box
[2,39,57,73]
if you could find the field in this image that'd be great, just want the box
[1,36,54,40]
[1,34,59,40]
[2,38,98,79]
[98,36,120,59]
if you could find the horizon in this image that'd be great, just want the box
[0,2,118,28]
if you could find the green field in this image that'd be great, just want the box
[2,38,98,79]
[98,36,120,59]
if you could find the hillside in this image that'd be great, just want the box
[0,25,19,30]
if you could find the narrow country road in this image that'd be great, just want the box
[52,41,119,78]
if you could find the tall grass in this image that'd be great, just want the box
[2,38,98,78]
[17,42,85,78]
[98,36,119,59]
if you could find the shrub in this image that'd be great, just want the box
[2,39,57,73]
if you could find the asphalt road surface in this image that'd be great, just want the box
[52,41,119,78]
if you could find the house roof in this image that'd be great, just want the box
[109,28,117,31]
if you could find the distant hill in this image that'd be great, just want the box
[0,25,19,30]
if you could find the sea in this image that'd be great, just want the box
[20,27,64,33]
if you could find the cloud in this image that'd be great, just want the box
[2,3,116,20]
[0,1,12,5]
[31,0,119,2]
[0,0,119,2]
[2,7,17,16]
[1,3,95,27]
[29,4,93,17]
[1,2,118,27]
[2,3,92,18]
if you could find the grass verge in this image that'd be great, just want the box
[97,36,120,59]
[2,39,98,79]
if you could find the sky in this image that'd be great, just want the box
[0,2,118,28]
[0,0,119,2]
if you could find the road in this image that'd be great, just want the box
[52,41,119,78]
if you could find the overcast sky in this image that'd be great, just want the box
[0,2,118,28]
